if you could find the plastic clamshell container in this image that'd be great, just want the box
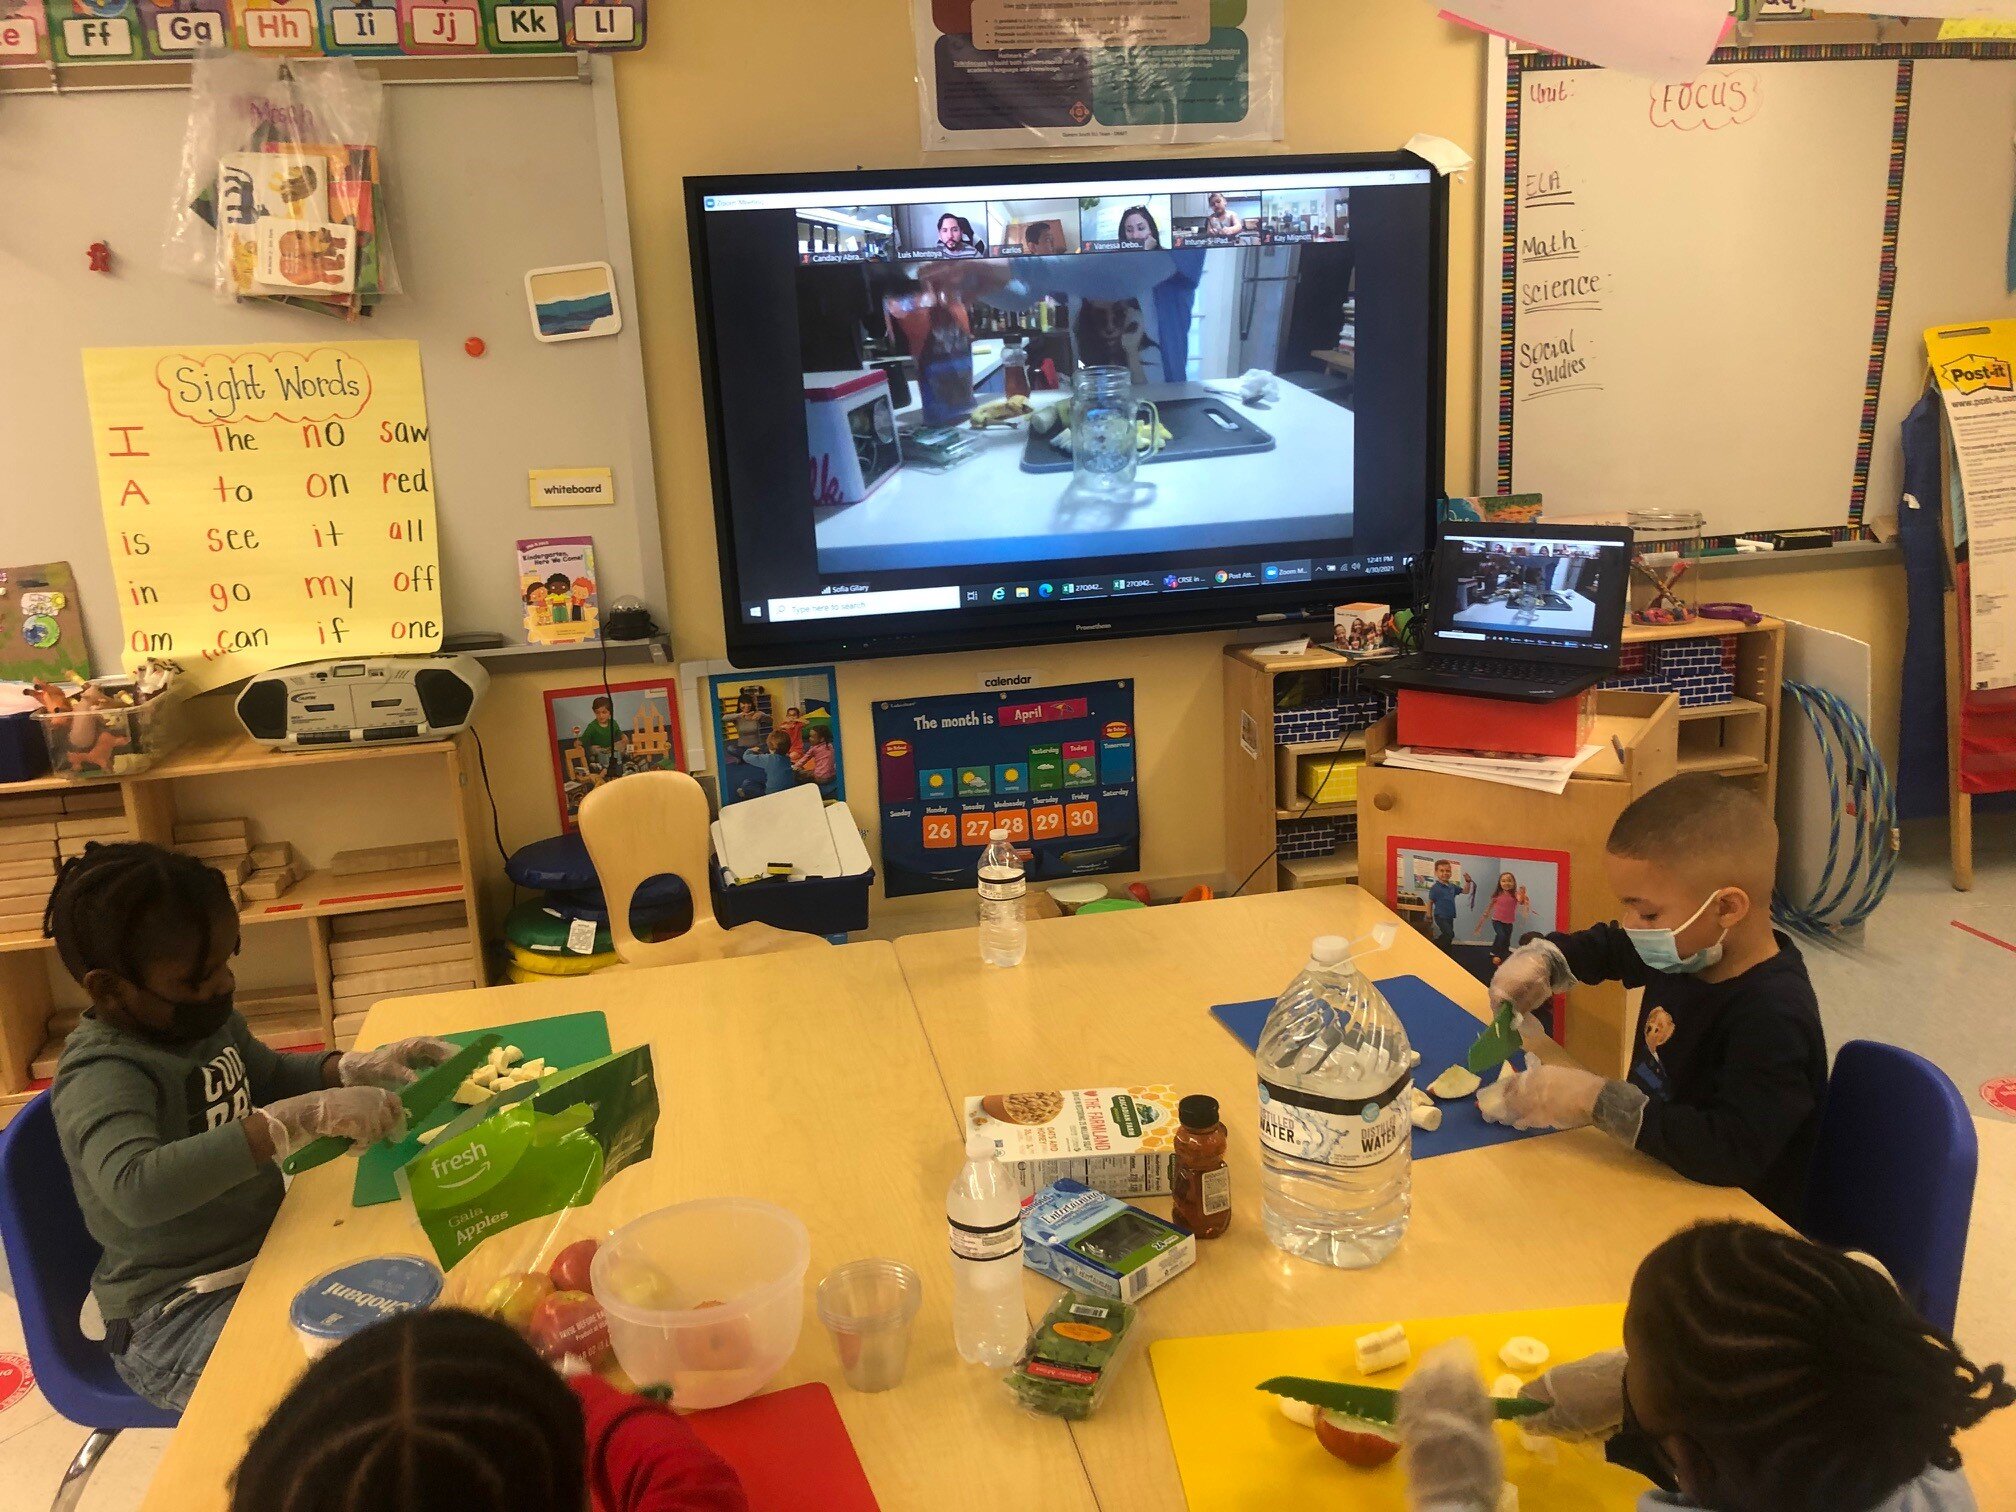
[591,1197,810,1410]
[34,691,181,779]
[289,1254,444,1359]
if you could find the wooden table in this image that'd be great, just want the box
[893,888,1780,1507]
[139,942,1098,1512]
[142,890,2015,1509]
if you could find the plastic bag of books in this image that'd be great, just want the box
[162,54,403,318]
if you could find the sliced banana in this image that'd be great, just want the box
[1354,1323,1411,1375]
[1491,1373,1523,1399]
[1410,1101,1443,1131]
[1498,1336,1550,1371]
[1277,1395,1320,1428]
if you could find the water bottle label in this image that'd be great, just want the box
[978,875,1026,902]
[949,1216,1023,1262]
[1257,1072,1411,1169]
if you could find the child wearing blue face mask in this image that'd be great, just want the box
[47,843,452,1409]
[1482,775,1827,1222]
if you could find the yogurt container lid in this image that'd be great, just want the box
[289,1255,444,1340]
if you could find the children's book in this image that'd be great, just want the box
[517,537,600,645]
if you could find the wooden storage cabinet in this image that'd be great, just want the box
[1222,645,1391,894]
[1356,692,1680,1076]
[0,733,488,1126]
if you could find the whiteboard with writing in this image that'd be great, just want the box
[1483,43,2016,541]
[82,341,441,694]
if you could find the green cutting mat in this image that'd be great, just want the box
[350,1011,612,1207]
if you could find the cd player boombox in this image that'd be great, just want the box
[234,657,489,749]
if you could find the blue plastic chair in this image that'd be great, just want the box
[0,1095,179,1512]
[1803,1040,1977,1335]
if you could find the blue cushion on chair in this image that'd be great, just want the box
[505,833,599,892]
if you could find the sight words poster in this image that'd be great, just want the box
[912,0,1282,151]
[81,340,442,693]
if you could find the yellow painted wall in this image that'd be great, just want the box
[458,0,1905,924]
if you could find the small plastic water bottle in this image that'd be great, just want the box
[947,1133,1025,1366]
[1257,935,1413,1269]
[977,827,1027,967]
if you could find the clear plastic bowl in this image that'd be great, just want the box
[590,1198,809,1409]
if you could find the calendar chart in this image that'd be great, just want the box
[873,680,1139,899]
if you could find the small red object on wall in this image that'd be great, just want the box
[87,242,112,273]
[464,336,487,357]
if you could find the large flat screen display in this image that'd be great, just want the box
[687,153,1446,663]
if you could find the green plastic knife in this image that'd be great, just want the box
[1258,1375,1546,1424]
[1465,1002,1525,1075]
[280,1034,501,1177]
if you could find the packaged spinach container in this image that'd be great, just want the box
[1003,1291,1139,1421]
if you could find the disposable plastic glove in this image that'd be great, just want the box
[1489,938,1571,1014]
[1519,1349,1628,1442]
[337,1035,457,1089]
[1480,1062,1603,1130]
[1398,1339,1504,1509]
[255,1086,404,1162]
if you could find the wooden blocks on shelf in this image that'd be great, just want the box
[0,793,60,937]
[330,839,458,877]
[327,903,477,1049]
[175,820,300,907]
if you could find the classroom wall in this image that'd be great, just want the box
[452,0,1905,926]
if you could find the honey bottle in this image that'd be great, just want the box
[1171,1095,1231,1239]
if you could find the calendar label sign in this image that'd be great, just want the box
[872,680,1138,898]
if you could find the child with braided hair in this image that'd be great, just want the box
[1398,1220,2012,1510]
[232,1309,748,1512]
[47,842,454,1409]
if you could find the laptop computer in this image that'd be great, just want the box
[1373,523,1634,704]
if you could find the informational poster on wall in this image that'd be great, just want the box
[80,340,441,695]
[911,0,1282,151]
[1927,319,2016,692]
[873,679,1138,898]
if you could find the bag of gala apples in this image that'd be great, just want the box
[398,1045,660,1386]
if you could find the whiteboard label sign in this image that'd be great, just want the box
[978,668,1041,692]
[529,467,615,508]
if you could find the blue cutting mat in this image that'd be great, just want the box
[1211,974,1555,1161]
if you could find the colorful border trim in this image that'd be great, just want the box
[1849,60,1912,528]
[1495,51,1523,494]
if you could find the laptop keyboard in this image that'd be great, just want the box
[1424,655,1580,684]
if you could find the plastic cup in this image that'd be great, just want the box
[815,1259,923,1393]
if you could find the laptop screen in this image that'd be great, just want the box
[1426,527,1631,660]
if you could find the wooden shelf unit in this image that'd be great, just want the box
[1223,644,1383,895]
[1619,617,1784,808]
[0,734,489,1125]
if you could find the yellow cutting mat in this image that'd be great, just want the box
[1149,1303,1654,1510]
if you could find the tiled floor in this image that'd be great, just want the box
[0,820,2010,1510]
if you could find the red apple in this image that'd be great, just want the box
[529,1290,612,1364]
[480,1272,554,1334]
[678,1299,755,1373]
[1315,1411,1401,1468]
[549,1238,599,1293]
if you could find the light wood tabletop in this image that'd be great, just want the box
[139,940,1097,1512]
[894,888,1779,1508]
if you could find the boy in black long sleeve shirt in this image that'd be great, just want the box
[1482,775,1828,1223]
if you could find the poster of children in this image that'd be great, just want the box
[516,536,601,646]
[542,678,684,831]
[707,667,845,806]
[1388,837,1569,992]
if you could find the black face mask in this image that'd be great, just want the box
[133,988,236,1047]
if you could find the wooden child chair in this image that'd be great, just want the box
[577,770,828,966]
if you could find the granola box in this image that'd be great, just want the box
[963,1086,1178,1199]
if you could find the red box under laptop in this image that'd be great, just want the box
[1396,686,1593,758]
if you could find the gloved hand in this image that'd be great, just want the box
[255,1086,404,1162]
[337,1035,457,1089]
[1398,1340,1504,1508]
[1479,1062,1603,1130]
[1519,1349,1628,1443]
[1489,938,1571,1014]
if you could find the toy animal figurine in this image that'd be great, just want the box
[61,684,124,773]
[1631,553,1696,626]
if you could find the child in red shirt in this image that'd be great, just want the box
[232,1308,748,1512]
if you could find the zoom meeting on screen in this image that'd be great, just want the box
[697,168,1437,626]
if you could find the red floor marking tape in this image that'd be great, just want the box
[0,1354,35,1413]
[1952,920,2016,955]
[1981,1078,2016,1116]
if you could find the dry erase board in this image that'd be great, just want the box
[0,59,665,676]
[1481,38,2016,542]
